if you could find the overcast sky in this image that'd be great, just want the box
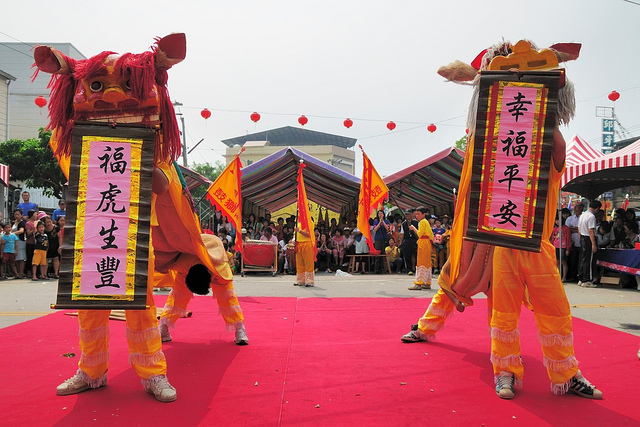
[2,0,639,177]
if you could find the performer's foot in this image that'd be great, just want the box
[144,375,177,403]
[495,371,515,399]
[293,282,302,286]
[234,324,249,345]
[159,324,172,343]
[568,371,603,399]
[57,370,107,396]
[401,325,427,343]
[407,285,423,290]
[305,283,314,287]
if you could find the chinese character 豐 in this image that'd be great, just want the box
[95,256,121,289]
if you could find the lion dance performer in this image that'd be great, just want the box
[33,33,228,402]
[401,39,602,400]
[157,233,248,345]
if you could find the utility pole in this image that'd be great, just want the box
[173,101,188,167]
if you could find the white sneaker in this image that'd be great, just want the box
[495,371,515,399]
[235,324,249,345]
[57,370,107,396]
[143,375,177,402]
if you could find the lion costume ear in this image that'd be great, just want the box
[155,33,187,69]
[437,60,478,83]
[549,42,581,63]
[33,46,71,75]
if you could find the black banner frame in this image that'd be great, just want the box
[54,123,155,309]
[466,70,561,252]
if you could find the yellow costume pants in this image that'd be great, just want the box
[414,239,432,286]
[490,241,578,393]
[77,284,165,386]
[295,241,315,285]
[160,272,244,332]
[416,289,494,340]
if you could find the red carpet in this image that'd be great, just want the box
[0,296,638,426]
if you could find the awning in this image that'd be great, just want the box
[241,146,361,213]
[562,134,605,187]
[562,137,640,199]
[178,164,212,192]
[0,163,8,187]
[383,147,465,215]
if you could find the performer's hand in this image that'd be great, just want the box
[450,240,494,300]
[592,243,597,253]
[152,167,169,195]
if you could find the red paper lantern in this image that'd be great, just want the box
[427,123,437,133]
[34,95,47,108]
[386,121,396,131]
[343,118,353,129]
[608,90,620,102]
[250,112,261,122]
[298,115,308,126]
[465,128,469,134]
[200,108,211,119]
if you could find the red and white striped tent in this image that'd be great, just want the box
[562,134,604,187]
[562,137,640,199]
[0,163,8,187]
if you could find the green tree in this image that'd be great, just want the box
[0,129,67,199]
[454,135,468,151]
[189,161,226,200]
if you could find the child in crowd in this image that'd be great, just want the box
[32,221,49,281]
[1,223,20,279]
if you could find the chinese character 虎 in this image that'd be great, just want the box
[96,183,126,213]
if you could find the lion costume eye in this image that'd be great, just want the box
[124,80,131,90]
[90,81,103,92]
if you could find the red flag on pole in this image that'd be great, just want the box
[297,160,316,254]
[357,146,389,254]
[206,149,244,254]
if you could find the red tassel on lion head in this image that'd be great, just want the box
[33,33,186,169]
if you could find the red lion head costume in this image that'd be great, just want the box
[33,33,186,168]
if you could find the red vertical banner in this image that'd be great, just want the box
[357,147,389,254]
[297,160,316,249]
[206,149,244,254]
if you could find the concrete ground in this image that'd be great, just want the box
[1,272,639,337]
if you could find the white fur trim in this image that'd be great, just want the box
[126,326,161,343]
[490,327,520,343]
[80,351,109,367]
[490,353,522,369]
[78,325,109,342]
[129,351,166,367]
[538,331,574,347]
[543,355,578,373]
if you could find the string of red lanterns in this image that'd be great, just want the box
[195,107,440,134]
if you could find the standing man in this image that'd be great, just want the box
[17,191,38,217]
[565,202,583,282]
[399,209,418,275]
[52,200,66,221]
[577,200,601,288]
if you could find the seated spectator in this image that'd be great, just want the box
[331,228,346,267]
[385,237,403,273]
[260,227,278,244]
[620,220,640,249]
[316,233,332,273]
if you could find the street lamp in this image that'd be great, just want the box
[173,101,188,167]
